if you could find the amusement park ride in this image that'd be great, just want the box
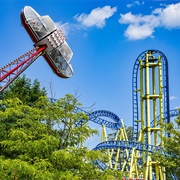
[0,6,179,180]
[0,6,73,92]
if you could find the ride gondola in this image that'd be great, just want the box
[21,6,73,78]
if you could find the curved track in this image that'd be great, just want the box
[132,50,170,141]
[50,49,179,179]
[151,109,179,127]
[93,140,162,153]
[74,107,122,129]
[91,50,179,179]
[49,98,122,129]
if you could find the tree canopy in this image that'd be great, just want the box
[0,76,122,179]
[153,113,180,179]
[1,74,47,105]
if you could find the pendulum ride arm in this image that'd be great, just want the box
[0,45,46,92]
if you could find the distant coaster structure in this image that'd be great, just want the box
[0,6,179,180]
[54,50,178,179]
[73,49,178,179]
[91,50,179,180]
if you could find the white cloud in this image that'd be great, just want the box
[127,1,144,8]
[127,4,134,8]
[55,21,70,37]
[170,96,177,100]
[125,24,154,40]
[119,12,160,40]
[119,2,180,40]
[74,6,117,28]
[155,3,180,29]
[134,1,141,5]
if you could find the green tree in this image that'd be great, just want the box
[0,94,122,179]
[0,76,122,179]
[0,75,46,143]
[1,74,47,105]
[153,112,180,179]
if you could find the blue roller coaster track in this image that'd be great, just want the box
[50,50,179,179]
[49,98,122,130]
[132,50,170,141]
[50,98,179,154]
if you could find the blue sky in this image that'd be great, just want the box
[1,0,180,148]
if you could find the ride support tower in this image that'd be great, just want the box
[132,50,170,179]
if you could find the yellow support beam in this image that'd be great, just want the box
[132,51,166,179]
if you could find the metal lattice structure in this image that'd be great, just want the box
[0,6,74,93]
[0,46,46,92]
[131,50,169,179]
[50,50,178,179]
[91,50,179,180]
[132,50,170,142]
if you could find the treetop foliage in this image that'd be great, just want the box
[1,74,47,105]
[153,114,180,179]
[0,75,122,179]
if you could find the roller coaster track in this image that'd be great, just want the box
[50,97,179,139]
[50,98,179,158]
[151,109,179,127]
[93,140,162,153]
[132,50,170,141]
[93,140,163,171]
[91,109,179,177]
[50,98,122,130]
[50,81,179,179]
[90,50,179,179]
[75,108,122,129]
